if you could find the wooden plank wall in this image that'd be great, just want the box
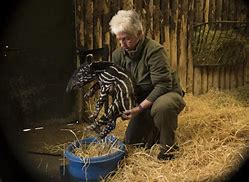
[192,0,249,94]
[74,0,249,95]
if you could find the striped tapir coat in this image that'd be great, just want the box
[66,59,135,138]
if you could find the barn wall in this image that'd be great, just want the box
[74,0,249,96]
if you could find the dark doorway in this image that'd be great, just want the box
[0,0,76,129]
[0,0,76,181]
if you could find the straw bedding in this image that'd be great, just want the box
[106,86,249,182]
[49,86,249,181]
[73,138,121,158]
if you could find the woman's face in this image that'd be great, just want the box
[116,32,140,51]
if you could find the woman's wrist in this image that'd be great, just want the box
[138,104,144,111]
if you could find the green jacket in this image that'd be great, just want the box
[111,37,183,103]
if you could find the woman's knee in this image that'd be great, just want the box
[151,92,184,117]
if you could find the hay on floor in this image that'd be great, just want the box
[106,86,249,182]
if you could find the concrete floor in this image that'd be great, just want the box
[13,122,96,182]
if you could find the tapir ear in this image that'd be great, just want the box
[85,54,94,64]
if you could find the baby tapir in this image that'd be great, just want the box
[66,59,135,138]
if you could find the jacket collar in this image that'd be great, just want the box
[123,36,146,60]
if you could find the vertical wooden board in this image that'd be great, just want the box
[178,0,188,90]
[187,39,194,92]
[247,0,249,21]
[170,0,178,70]
[237,64,244,87]
[235,0,242,21]
[204,0,210,22]
[74,0,84,49]
[93,0,104,49]
[245,57,249,85]
[84,0,93,49]
[143,0,153,38]
[208,0,215,23]
[193,67,202,95]
[74,0,84,122]
[240,0,247,21]
[187,36,194,92]
[213,67,219,89]
[219,66,225,90]
[225,66,231,90]
[186,0,194,93]
[120,0,133,10]
[134,0,143,13]
[207,66,213,90]
[102,0,111,58]
[216,0,222,21]
[229,0,235,21]
[109,0,120,52]
[202,66,208,94]
[161,0,171,59]
[153,0,161,42]
[220,0,227,30]
[195,0,204,23]
[230,67,237,89]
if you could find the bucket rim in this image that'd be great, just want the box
[64,135,126,163]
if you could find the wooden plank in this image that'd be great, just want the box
[186,0,194,93]
[102,0,111,59]
[237,64,244,87]
[219,66,225,90]
[170,0,178,70]
[187,34,194,93]
[202,66,208,93]
[213,67,219,89]
[120,0,133,10]
[178,0,188,90]
[74,0,84,49]
[216,0,222,21]
[195,0,204,23]
[193,67,202,95]
[109,0,120,52]
[134,0,143,13]
[207,66,213,90]
[84,0,93,49]
[93,0,104,49]
[225,66,231,90]
[161,0,171,60]
[74,0,84,122]
[208,0,215,23]
[240,0,247,22]
[143,0,153,38]
[230,67,237,89]
[245,53,249,85]
[153,0,161,42]
[204,0,210,22]
[223,0,232,30]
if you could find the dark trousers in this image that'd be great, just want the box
[125,92,186,152]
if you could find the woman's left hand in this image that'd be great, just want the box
[121,106,141,120]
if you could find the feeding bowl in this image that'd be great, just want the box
[64,135,126,180]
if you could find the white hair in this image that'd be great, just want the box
[109,10,144,36]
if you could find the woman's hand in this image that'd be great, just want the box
[121,99,152,120]
[121,105,143,120]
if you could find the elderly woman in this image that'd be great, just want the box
[109,10,186,160]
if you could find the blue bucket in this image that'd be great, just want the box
[64,135,126,180]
